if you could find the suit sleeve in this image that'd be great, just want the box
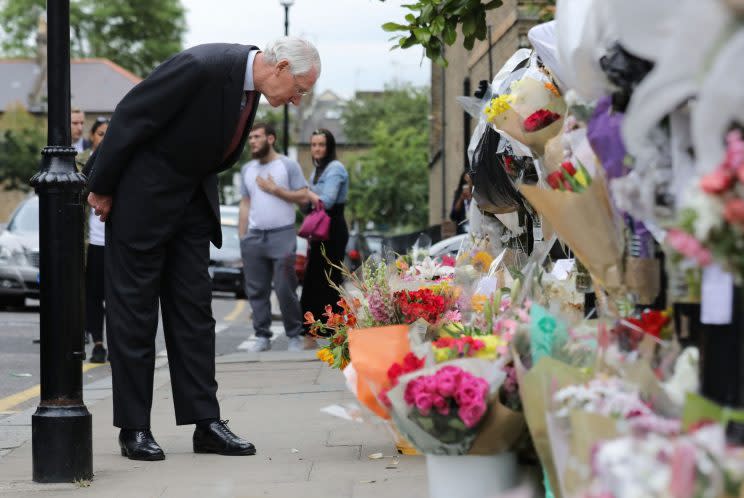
[87,52,207,195]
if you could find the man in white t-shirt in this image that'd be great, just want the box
[238,123,309,352]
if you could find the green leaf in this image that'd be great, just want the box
[442,25,457,45]
[463,34,475,50]
[400,35,418,48]
[413,27,431,43]
[484,0,503,9]
[461,13,476,36]
[382,22,409,32]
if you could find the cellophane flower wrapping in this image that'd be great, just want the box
[583,424,744,498]
[384,358,526,456]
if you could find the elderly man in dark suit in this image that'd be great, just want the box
[85,36,320,461]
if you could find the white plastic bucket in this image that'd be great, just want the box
[426,453,518,498]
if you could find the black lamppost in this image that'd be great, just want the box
[280,0,294,155]
[30,0,92,483]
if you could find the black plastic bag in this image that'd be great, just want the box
[468,126,525,214]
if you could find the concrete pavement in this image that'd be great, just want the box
[0,347,428,497]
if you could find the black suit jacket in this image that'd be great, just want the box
[86,43,260,250]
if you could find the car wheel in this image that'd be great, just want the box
[0,295,25,309]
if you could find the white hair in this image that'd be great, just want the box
[262,36,321,77]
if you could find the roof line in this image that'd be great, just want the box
[0,57,142,84]
[72,58,142,84]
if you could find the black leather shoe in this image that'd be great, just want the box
[193,420,256,456]
[119,429,165,461]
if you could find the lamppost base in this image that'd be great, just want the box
[32,405,92,483]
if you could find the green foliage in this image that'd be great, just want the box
[343,86,429,145]
[0,104,46,191]
[343,86,429,230]
[380,0,504,66]
[0,0,186,77]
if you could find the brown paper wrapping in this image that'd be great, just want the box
[562,411,621,497]
[468,397,527,455]
[624,257,661,305]
[492,107,564,158]
[514,355,590,498]
[520,180,624,292]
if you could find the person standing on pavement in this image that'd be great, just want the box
[85,36,320,461]
[300,129,349,338]
[71,107,92,153]
[78,117,109,363]
[238,123,308,353]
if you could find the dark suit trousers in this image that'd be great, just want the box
[105,190,219,429]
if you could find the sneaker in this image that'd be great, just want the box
[248,337,271,352]
[287,337,305,352]
[90,344,107,363]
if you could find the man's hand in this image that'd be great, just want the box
[255,174,277,195]
[87,192,113,222]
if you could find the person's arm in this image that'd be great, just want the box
[238,196,250,239]
[255,175,310,206]
[87,52,207,197]
[313,163,347,209]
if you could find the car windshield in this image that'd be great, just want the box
[8,198,38,233]
[221,225,240,251]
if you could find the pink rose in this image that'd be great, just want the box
[404,378,423,405]
[724,198,744,225]
[432,394,450,416]
[458,401,487,428]
[454,379,483,406]
[665,229,713,266]
[437,365,463,379]
[727,130,744,168]
[414,392,434,415]
[422,376,438,394]
[435,371,457,397]
[700,168,734,194]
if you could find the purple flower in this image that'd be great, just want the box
[587,95,627,181]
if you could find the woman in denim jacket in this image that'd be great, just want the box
[302,129,349,337]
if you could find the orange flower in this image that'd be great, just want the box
[544,81,560,97]
[303,311,316,325]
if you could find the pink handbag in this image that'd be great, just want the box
[298,200,331,241]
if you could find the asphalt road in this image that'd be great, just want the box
[0,293,257,420]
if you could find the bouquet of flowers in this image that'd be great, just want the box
[670,129,744,281]
[583,424,744,498]
[304,299,358,369]
[385,358,526,455]
[484,62,567,157]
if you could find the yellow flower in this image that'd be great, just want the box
[433,347,451,363]
[471,251,494,273]
[544,81,561,97]
[471,293,488,313]
[484,95,512,122]
[316,348,335,367]
[474,335,505,360]
[574,168,589,187]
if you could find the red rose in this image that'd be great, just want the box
[724,198,744,225]
[523,109,561,132]
[561,161,577,176]
[700,169,735,194]
[546,171,563,189]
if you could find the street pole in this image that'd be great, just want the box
[282,2,290,155]
[30,0,92,483]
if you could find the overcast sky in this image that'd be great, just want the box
[181,0,431,98]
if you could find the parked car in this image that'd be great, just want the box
[344,232,371,272]
[0,196,40,307]
[209,220,245,297]
[210,207,310,296]
[428,233,468,259]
